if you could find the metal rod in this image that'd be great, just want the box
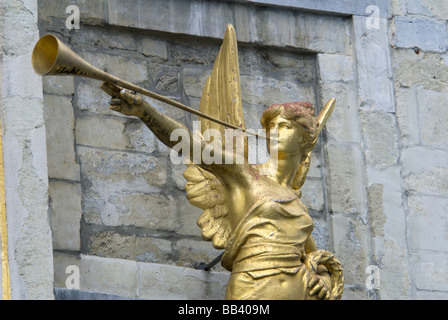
[200,252,224,271]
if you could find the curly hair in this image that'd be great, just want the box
[260,101,318,155]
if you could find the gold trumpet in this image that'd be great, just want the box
[31,34,244,131]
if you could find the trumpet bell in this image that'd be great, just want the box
[32,34,60,76]
[32,33,104,79]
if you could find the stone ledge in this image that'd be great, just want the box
[230,0,391,17]
[53,253,229,300]
[106,0,352,54]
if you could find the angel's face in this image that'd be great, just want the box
[267,115,305,155]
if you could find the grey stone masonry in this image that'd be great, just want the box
[27,0,448,300]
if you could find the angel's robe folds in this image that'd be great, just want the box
[221,195,314,278]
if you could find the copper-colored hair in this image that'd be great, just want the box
[260,101,318,153]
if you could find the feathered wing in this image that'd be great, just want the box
[183,24,245,249]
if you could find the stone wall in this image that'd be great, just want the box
[0,0,54,300]
[1,0,447,300]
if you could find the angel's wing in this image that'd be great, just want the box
[183,24,244,249]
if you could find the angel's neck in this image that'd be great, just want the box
[265,151,302,188]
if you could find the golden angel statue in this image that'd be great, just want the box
[100,24,344,300]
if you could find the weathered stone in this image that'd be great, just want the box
[44,94,80,181]
[391,0,407,16]
[395,86,420,146]
[78,147,168,225]
[171,162,187,190]
[177,195,203,237]
[330,215,370,287]
[138,261,229,299]
[393,49,448,91]
[360,111,399,168]
[107,192,178,231]
[75,79,116,116]
[183,67,212,99]
[150,64,179,93]
[300,179,324,212]
[49,181,82,251]
[76,116,129,149]
[408,195,448,252]
[311,218,329,251]
[38,0,107,25]
[88,232,173,263]
[353,16,395,112]
[72,28,139,51]
[415,290,448,300]
[80,255,138,298]
[325,143,367,216]
[107,0,352,54]
[78,51,149,84]
[401,147,448,196]
[412,252,448,292]
[53,251,81,289]
[240,75,315,107]
[416,88,448,150]
[76,116,155,153]
[319,81,360,143]
[175,238,225,271]
[394,16,448,53]
[406,0,448,20]
[318,54,354,82]
[42,76,74,96]
[142,38,168,60]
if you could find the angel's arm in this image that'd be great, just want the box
[101,82,236,167]
[101,82,190,150]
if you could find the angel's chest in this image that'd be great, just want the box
[226,177,297,226]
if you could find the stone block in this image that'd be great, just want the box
[407,0,448,22]
[75,79,116,116]
[177,195,203,237]
[395,86,420,146]
[360,111,399,168]
[38,0,107,25]
[240,74,316,107]
[87,231,173,263]
[311,218,329,251]
[394,17,448,53]
[72,28,139,51]
[78,51,149,84]
[142,38,168,60]
[330,215,370,286]
[174,239,225,271]
[43,94,80,181]
[171,162,187,190]
[300,179,324,212]
[79,255,138,298]
[325,143,367,216]
[182,67,212,99]
[78,147,169,226]
[393,49,448,91]
[138,261,229,299]
[412,252,448,292]
[53,251,81,289]
[416,88,448,150]
[107,0,351,54]
[401,147,448,196]
[415,290,448,300]
[319,81,360,143]
[105,192,179,231]
[42,76,74,96]
[317,54,354,82]
[408,195,448,252]
[353,16,395,112]
[49,181,82,251]
[76,116,155,153]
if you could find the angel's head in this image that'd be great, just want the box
[260,101,318,157]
